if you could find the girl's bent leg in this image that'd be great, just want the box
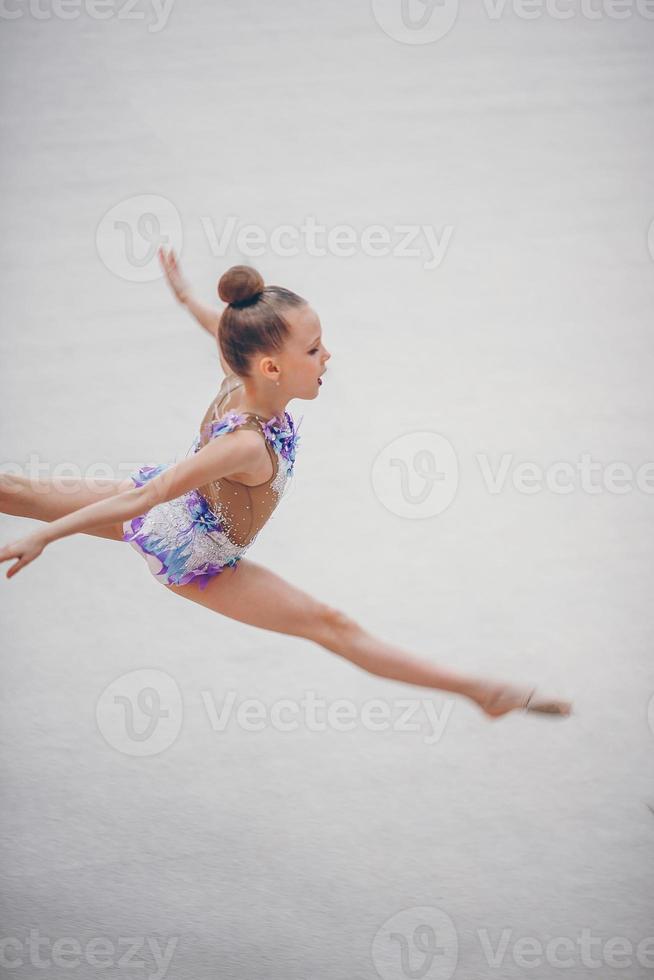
[0,473,134,541]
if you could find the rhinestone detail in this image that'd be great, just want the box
[123,406,301,589]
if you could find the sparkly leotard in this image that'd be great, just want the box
[122,374,302,589]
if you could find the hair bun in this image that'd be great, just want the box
[218,265,265,306]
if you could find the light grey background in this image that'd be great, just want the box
[1,2,653,978]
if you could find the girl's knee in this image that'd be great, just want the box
[313,604,359,649]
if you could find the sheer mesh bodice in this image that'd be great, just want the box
[193,373,297,549]
[124,373,302,590]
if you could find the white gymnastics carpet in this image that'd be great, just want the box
[1,2,653,978]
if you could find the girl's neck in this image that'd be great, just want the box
[229,380,288,421]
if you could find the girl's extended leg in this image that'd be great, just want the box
[164,559,572,719]
[0,473,133,541]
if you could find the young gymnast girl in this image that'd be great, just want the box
[0,253,572,720]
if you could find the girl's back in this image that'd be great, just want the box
[194,373,298,548]
[122,372,302,589]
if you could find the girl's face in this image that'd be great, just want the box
[265,303,331,400]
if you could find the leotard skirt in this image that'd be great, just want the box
[122,463,243,590]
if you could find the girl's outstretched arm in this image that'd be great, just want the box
[0,430,262,579]
[159,247,225,349]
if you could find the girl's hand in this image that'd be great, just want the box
[159,246,191,305]
[0,532,47,579]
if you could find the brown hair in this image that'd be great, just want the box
[217,265,307,378]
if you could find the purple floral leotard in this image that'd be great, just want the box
[122,375,302,590]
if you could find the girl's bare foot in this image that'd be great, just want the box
[471,680,573,720]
